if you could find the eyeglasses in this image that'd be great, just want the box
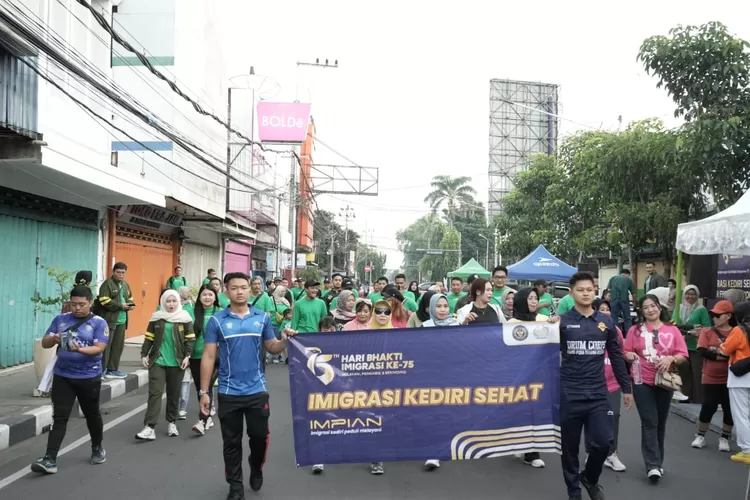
[374,308,392,316]
[493,275,507,280]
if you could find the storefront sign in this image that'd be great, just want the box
[717,254,750,300]
[116,205,182,234]
[256,102,311,144]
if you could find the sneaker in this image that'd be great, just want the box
[370,462,384,475]
[135,426,156,441]
[272,358,280,364]
[731,451,750,464]
[647,468,662,483]
[192,420,206,436]
[206,416,214,429]
[579,473,605,500]
[719,437,731,452]
[691,434,706,449]
[178,410,187,420]
[312,464,325,474]
[210,405,216,416]
[604,452,626,472]
[225,489,244,500]
[90,445,106,465]
[249,470,263,492]
[424,459,440,470]
[672,391,689,402]
[105,370,128,379]
[167,422,179,437]
[523,456,545,468]
[30,455,57,474]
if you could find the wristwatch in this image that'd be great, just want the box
[198,390,210,397]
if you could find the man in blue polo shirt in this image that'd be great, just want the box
[559,271,632,500]
[200,272,296,500]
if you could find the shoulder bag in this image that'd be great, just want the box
[642,324,683,392]
[271,297,284,324]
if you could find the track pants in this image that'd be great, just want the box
[729,388,750,453]
[218,392,270,492]
[560,397,612,496]
[46,375,103,458]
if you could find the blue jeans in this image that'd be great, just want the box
[611,299,631,336]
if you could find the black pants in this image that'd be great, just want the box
[218,392,270,491]
[700,383,733,426]
[633,383,673,470]
[46,375,103,459]
[678,350,704,403]
[560,398,612,496]
[189,358,218,422]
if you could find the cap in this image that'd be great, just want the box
[304,279,320,288]
[294,278,302,283]
[273,277,283,283]
[324,278,330,284]
[711,300,735,315]
[342,277,355,289]
[467,274,480,284]
[533,279,548,287]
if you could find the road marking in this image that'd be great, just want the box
[0,396,160,491]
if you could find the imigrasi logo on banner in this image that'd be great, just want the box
[309,416,384,437]
[304,348,416,380]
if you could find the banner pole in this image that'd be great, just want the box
[673,251,684,323]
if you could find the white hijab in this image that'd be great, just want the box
[149,289,193,323]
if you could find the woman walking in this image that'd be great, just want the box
[624,294,688,482]
[189,285,221,435]
[342,300,372,331]
[332,290,357,329]
[500,288,515,321]
[456,278,505,325]
[407,290,436,328]
[368,300,393,475]
[31,285,109,474]
[136,289,195,441]
[719,302,750,464]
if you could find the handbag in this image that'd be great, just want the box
[641,325,683,392]
[272,297,284,324]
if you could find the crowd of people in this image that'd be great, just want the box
[26,261,750,500]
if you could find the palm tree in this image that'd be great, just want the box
[424,175,477,227]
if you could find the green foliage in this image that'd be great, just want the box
[356,244,387,283]
[313,209,359,271]
[297,266,322,283]
[453,203,492,268]
[30,267,78,314]
[396,214,446,278]
[424,175,477,227]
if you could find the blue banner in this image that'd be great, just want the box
[288,323,561,467]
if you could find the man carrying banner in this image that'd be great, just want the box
[559,272,632,500]
[199,272,297,500]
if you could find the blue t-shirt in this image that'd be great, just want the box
[559,309,631,401]
[204,307,275,396]
[45,313,109,379]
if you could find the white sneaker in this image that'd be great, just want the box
[192,420,205,436]
[312,464,324,474]
[648,468,662,482]
[424,459,440,470]
[177,410,187,420]
[135,426,156,441]
[672,391,689,402]
[206,416,214,429]
[691,434,706,449]
[210,405,216,416]
[719,437,731,452]
[167,422,179,437]
[604,453,626,472]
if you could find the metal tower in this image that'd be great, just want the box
[488,79,560,219]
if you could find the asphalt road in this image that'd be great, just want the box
[0,364,747,499]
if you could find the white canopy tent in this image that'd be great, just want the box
[676,188,750,255]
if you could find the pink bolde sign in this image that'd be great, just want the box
[256,102,312,144]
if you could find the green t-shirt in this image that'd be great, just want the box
[404,290,416,302]
[446,292,467,313]
[403,297,418,313]
[292,288,306,302]
[202,278,211,285]
[368,292,383,303]
[218,293,230,308]
[271,303,290,328]
[537,292,554,317]
[556,294,575,315]
[490,287,512,308]
[684,306,712,351]
[292,297,329,333]
[116,288,127,325]
[155,323,179,367]
[168,276,187,291]
[249,293,274,314]
[189,306,220,359]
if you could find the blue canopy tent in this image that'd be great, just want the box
[507,245,578,282]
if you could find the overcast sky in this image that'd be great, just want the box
[222,0,750,270]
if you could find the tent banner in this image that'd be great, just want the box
[717,254,750,300]
[288,324,561,467]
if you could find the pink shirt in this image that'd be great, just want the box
[604,327,626,392]
[623,323,688,386]
[342,319,370,331]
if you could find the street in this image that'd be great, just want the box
[0,364,746,500]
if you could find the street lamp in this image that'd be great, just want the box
[478,234,490,270]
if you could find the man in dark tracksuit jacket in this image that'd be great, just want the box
[96,262,134,379]
[560,272,632,500]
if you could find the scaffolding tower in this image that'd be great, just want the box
[488,79,560,219]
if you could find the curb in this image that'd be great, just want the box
[670,402,732,437]
[0,370,148,452]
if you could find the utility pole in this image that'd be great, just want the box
[494,228,500,267]
[296,58,339,102]
[479,234,490,270]
[290,150,299,280]
[339,205,355,276]
[328,233,335,281]
[458,231,463,268]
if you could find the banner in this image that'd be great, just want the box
[717,254,750,300]
[288,323,561,467]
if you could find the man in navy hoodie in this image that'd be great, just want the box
[559,272,632,500]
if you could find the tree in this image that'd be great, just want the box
[356,244,387,283]
[313,209,360,272]
[454,202,493,269]
[396,214,446,279]
[424,175,477,227]
[639,21,750,207]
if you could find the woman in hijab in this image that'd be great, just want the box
[178,286,193,313]
[678,285,712,403]
[332,290,357,328]
[408,290,436,328]
[369,300,394,330]
[136,289,195,441]
[724,288,746,306]
[342,299,373,331]
[501,288,515,321]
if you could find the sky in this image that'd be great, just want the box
[221,0,750,270]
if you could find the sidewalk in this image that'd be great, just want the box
[0,344,148,451]
[670,402,733,437]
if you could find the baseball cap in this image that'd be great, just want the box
[273,277,283,283]
[304,279,321,288]
[711,300,734,315]
[342,277,355,289]
[324,278,330,284]
[533,279,548,287]
[467,274,480,284]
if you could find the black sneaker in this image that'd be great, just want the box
[579,472,605,500]
[90,445,106,465]
[249,470,263,492]
[30,456,57,474]
[226,488,245,500]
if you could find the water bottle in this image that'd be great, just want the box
[632,358,643,385]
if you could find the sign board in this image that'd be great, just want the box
[717,254,750,300]
[256,102,312,144]
[364,265,371,272]
[116,205,181,235]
